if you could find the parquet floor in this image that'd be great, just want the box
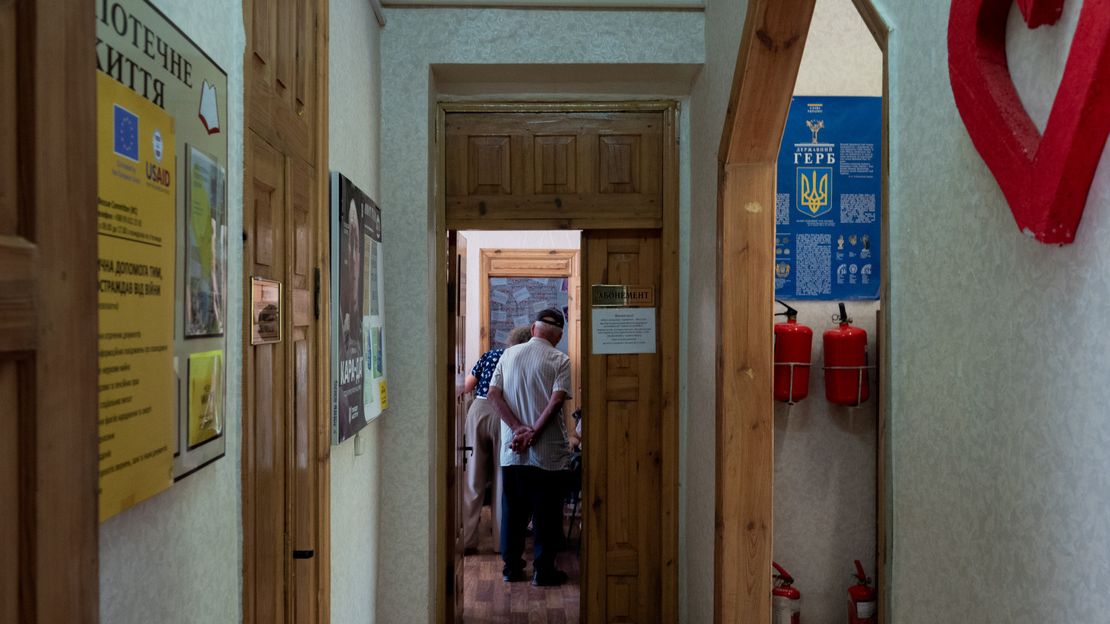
[462,506,581,623]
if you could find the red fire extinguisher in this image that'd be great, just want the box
[823,303,870,406]
[772,561,801,624]
[774,300,813,404]
[847,560,876,624]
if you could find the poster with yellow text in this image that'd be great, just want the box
[97,73,176,522]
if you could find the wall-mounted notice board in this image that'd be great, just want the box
[488,277,569,353]
[95,0,229,520]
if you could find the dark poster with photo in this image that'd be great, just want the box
[331,173,373,444]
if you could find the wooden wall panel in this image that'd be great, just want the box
[445,111,663,229]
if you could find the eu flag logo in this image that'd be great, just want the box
[113,104,139,161]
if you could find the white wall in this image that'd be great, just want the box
[380,9,703,621]
[98,1,245,622]
[328,0,383,621]
[874,0,1110,620]
[459,230,581,367]
[683,1,745,620]
[772,1,882,620]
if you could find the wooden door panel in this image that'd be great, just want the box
[534,135,577,194]
[245,134,287,624]
[289,159,317,624]
[248,0,315,163]
[445,112,663,229]
[585,231,662,624]
[0,0,16,233]
[0,359,19,624]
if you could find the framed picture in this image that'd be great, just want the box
[184,145,227,337]
[251,277,282,345]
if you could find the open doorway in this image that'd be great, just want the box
[453,231,583,623]
[436,103,681,624]
[715,0,891,622]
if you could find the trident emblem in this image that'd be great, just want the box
[799,170,829,215]
[806,119,824,144]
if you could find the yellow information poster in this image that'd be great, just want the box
[188,350,223,447]
[96,73,176,522]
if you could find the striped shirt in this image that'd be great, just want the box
[490,337,572,471]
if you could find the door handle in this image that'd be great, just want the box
[458,445,473,471]
[293,549,315,559]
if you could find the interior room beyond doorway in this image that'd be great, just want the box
[455,230,583,624]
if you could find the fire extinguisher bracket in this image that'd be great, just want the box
[773,361,812,406]
[821,363,876,407]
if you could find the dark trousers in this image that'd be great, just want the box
[500,465,566,574]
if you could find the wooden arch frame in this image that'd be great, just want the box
[714,1,890,623]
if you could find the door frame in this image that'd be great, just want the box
[433,100,681,623]
[478,248,581,415]
[240,0,332,621]
[715,2,890,623]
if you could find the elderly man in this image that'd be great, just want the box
[487,308,572,587]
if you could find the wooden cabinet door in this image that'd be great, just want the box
[247,0,316,163]
[583,231,664,624]
[0,1,97,621]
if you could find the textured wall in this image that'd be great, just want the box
[98,1,245,622]
[328,0,383,621]
[683,1,745,622]
[380,9,703,622]
[875,0,1110,621]
[773,1,882,620]
[459,230,581,367]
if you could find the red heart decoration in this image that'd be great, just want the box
[1016,0,1063,28]
[948,0,1110,244]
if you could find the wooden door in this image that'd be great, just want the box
[244,0,326,622]
[447,233,469,622]
[244,133,288,624]
[248,0,316,164]
[0,1,98,622]
[583,231,664,624]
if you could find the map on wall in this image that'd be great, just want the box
[775,96,882,300]
[489,277,569,354]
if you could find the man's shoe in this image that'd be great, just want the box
[502,568,527,583]
[531,569,568,587]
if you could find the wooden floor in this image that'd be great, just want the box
[462,506,581,623]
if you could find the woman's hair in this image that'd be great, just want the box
[508,326,532,346]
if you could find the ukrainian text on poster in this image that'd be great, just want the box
[775,96,882,300]
[96,73,175,521]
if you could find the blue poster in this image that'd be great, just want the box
[775,96,881,300]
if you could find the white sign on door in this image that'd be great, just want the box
[591,307,656,354]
